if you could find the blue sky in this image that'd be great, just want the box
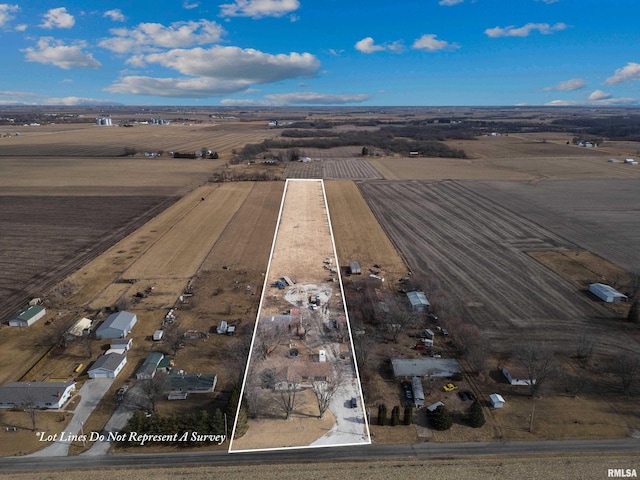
[1,0,639,106]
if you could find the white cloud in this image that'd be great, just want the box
[24,37,101,69]
[105,76,253,97]
[536,0,559,3]
[44,96,119,106]
[40,7,75,29]
[412,34,459,52]
[588,89,611,101]
[544,78,585,91]
[142,46,320,82]
[604,62,640,85]
[439,0,464,5]
[355,37,403,54]
[183,1,199,9]
[221,91,370,106]
[104,9,125,22]
[485,22,567,38]
[220,0,300,18]
[99,20,225,54]
[15,23,26,31]
[0,4,19,28]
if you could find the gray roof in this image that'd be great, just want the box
[169,374,217,393]
[96,311,136,334]
[589,283,627,300]
[407,291,430,307]
[0,381,74,405]
[391,358,461,378]
[89,353,126,373]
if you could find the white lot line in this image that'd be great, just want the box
[229,179,370,452]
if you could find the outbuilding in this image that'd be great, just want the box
[391,358,461,378]
[88,353,127,379]
[9,305,46,327]
[407,291,430,312]
[348,262,361,275]
[136,352,165,380]
[411,376,425,407]
[589,283,628,303]
[95,311,137,339]
[66,317,92,340]
[490,393,505,409]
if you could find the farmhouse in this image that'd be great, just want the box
[9,305,46,327]
[407,291,430,312]
[589,283,628,303]
[136,352,164,380]
[88,353,127,379]
[168,373,217,396]
[0,381,75,409]
[391,358,461,378]
[502,366,535,386]
[95,311,137,339]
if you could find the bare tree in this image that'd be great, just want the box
[135,373,171,413]
[627,299,640,324]
[513,343,558,397]
[225,335,252,388]
[80,332,93,358]
[312,368,345,418]
[255,321,285,360]
[115,294,131,312]
[353,332,377,373]
[465,343,489,376]
[612,354,640,395]
[275,373,301,420]
[162,325,185,356]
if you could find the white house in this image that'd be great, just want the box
[110,338,133,351]
[490,393,505,409]
[95,311,137,339]
[9,305,46,327]
[0,381,75,409]
[88,353,127,379]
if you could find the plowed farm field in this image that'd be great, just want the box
[0,121,276,159]
[358,180,638,355]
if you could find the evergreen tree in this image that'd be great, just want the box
[467,399,486,428]
[362,146,369,156]
[391,406,400,426]
[430,405,453,431]
[378,404,387,426]
[212,408,225,434]
[403,405,413,425]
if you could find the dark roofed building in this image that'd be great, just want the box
[0,381,75,409]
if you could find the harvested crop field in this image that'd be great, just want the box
[0,122,276,158]
[464,179,640,272]
[357,180,635,354]
[322,158,382,179]
[0,195,175,323]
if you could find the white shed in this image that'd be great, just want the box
[490,393,505,409]
[589,283,628,303]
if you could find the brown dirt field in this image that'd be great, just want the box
[324,180,407,284]
[0,409,74,456]
[3,454,639,479]
[0,156,218,196]
[0,121,276,159]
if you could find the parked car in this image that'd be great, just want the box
[350,397,358,408]
[458,391,469,401]
[464,390,476,401]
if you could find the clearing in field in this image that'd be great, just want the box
[230,179,370,452]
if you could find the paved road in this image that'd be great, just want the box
[25,379,114,457]
[2,438,639,472]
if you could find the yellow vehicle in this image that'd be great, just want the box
[73,363,83,374]
[443,383,458,392]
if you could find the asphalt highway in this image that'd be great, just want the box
[1,438,639,472]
